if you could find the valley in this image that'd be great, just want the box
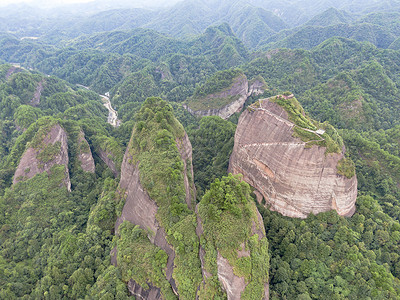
[0,0,400,299]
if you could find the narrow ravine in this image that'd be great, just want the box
[101,93,121,127]
[77,84,121,127]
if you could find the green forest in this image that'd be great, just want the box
[1,0,400,299]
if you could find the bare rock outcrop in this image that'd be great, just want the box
[13,123,71,191]
[77,131,95,173]
[113,100,197,299]
[115,153,178,297]
[176,133,196,209]
[98,149,119,177]
[185,74,267,120]
[229,97,357,218]
[30,79,45,106]
[184,74,249,120]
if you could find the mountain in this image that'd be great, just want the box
[229,94,357,218]
[2,2,400,299]
[304,7,354,27]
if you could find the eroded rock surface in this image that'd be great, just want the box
[185,75,250,120]
[176,133,196,209]
[98,149,118,177]
[13,123,71,191]
[77,131,95,173]
[30,79,45,106]
[229,98,357,218]
[196,183,269,300]
[185,75,267,120]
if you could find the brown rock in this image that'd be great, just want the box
[128,279,162,300]
[114,150,178,297]
[217,252,246,300]
[185,75,249,120]
[196,199,269,299]
[30,79,45,106]
[77,131,95,173]
[229,97,357,218]
[13,123,71,191]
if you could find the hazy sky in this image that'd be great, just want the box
[0,0,179,8]
[0,0,94,7]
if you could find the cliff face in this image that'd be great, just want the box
[176,133,196,209]
[185,74,249,120]
[229,97,357,218]
[77,131,95,173]
[97,149,119,177]
[113,98,199,299]
[116,155,178,298]
[185,75,267,120]
[13,123,71,191]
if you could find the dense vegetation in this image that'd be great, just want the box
[198,174,269,299]
[1,0,400,298]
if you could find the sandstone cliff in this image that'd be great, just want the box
[185,74,249,120]
[93,136,123,177]
[112,98,200,300]
[77,130,95,173]
[229,96,357,218]
[185,73,267,120]
[13,122,71,191]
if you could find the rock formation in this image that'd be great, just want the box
[196,174,269,300]
[184,74,266,120]
[229,96,357,218]
[77,130,95,173]
[30,79,45,106]
[112,98,198,299]
[13,122,71,191]
[113,98,270,300]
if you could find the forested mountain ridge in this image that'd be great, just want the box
[1,0,400,299]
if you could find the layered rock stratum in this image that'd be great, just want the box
[13,122,71,191]
[184,73,266,120]
[113,98,270,300]
[229,96,357,218]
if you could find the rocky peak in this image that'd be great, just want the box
[113,98,199,299]
[229,95,357,218]
[196,174,269,299]
[13,122,71,191]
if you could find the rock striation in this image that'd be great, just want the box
[229,96,357,218]
[184,74,266,120]
[13,123,71,191]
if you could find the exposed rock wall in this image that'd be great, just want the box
[196,177,269,300]
[98,149,118,177]
[229,98,357,218]
[176,133,196,209]
[115,153,178,296]
[13,124,71,191]
[77,131,95,173]
[30,79,44,106]
[185,75,249,120]
[185,75,267,120]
